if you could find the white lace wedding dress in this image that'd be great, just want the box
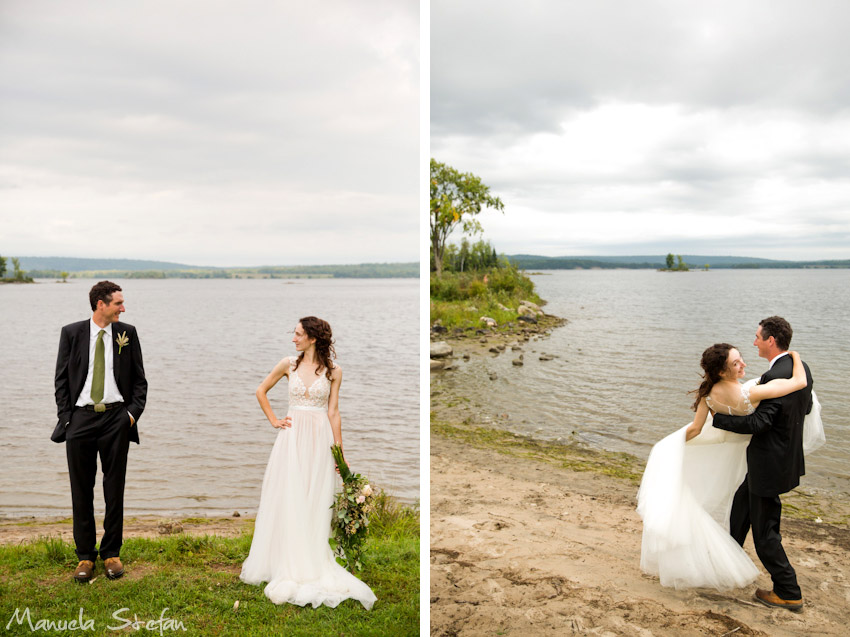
[240,357,377,609]
[637,379,824,590]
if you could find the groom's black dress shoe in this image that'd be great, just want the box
[755,588,803,612]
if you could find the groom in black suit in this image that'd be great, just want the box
[53,281,147,582]
[713,316,812,612]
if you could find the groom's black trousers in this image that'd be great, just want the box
[65,405,131,562]
[731,478,801,599]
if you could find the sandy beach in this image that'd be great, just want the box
[430,323,850,636]
[430,429,850,636]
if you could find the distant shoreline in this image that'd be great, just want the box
[13,257,418,280]
[508,254,850,270]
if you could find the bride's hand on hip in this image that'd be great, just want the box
[271,416,292,429]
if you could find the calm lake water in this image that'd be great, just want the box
[0,278,419,518]
[432,269,850,498]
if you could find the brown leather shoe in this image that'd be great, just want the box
[73,560,95,583]
[103,557,124,580]
[755,588,803,612]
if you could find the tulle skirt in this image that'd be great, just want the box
[240,406,377,609]
[637,418,759,590]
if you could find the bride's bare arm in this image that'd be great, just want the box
[256,357,292,429]
[685,398,710,441]
[327,367,344,473]
[747,351,807,403]
[327,366,343,449]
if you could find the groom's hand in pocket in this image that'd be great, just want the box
[128,411,135,427]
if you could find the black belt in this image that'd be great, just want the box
[82,402,123,413]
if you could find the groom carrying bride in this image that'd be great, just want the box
[712,316,812,612]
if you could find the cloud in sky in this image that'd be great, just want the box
[1,0,418,266]
[431,0,850,260]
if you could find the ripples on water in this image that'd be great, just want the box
[0,278,419,518]
[433,269,850,497]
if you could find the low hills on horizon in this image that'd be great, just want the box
[14,256,418,279]
[506,254,850,269]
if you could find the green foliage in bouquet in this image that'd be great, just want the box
[330,444,376,572]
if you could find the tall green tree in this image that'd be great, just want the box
[430,159,504,276]
[11,257,23,280]
[0,254,6,278]
[665,253,674,269]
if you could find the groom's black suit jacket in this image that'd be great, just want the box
[713,354,812,497]
[53,320,147,444]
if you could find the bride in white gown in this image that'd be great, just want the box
[240,316,376,609]
[637,345,824,590]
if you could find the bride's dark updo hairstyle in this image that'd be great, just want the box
[691,343,736,411]
[293,316,336,381]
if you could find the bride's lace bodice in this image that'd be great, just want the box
[288,356,332,408]
[705,379,757,417]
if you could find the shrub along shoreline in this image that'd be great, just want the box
[430,265,564,335]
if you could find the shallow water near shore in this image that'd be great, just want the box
[0,278,419,518]
[431,268,850,499]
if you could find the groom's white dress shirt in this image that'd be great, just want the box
[75,319,125,407]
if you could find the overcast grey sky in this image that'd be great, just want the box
[1,0,418,266]
[432,0,850,260]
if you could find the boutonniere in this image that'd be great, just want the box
[116,331,130,354]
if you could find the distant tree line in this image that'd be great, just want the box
[24,262,418,280]
[507,255,850,270]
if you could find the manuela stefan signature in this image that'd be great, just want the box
[5,607,187,633]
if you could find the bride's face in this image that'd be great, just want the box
[292,323,316,352]
[724,348,747,380]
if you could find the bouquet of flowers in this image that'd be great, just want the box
[330,444,375,572]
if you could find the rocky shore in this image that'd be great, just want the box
[430,299,566,371]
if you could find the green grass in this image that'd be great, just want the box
[430,267,546,330]
[0,500,419,636]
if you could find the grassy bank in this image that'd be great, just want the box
[0,494,418,636]
[430,266,549,331]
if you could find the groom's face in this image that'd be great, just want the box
[97,292,125,324]
[754,326,772,359]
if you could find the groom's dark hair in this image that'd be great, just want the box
[759,316,792,351]
[89,280,122,311]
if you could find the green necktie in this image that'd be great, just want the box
[91,329,105,404]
